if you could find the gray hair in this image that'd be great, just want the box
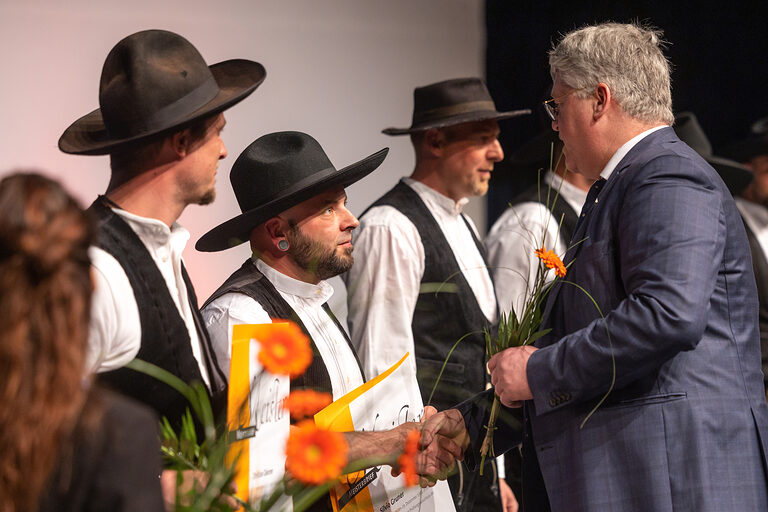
[549,22,674,125]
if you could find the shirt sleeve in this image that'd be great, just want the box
[344,206,425,379]
[486,202,567,317]
[202,292,272,380]
[87,247,142,373]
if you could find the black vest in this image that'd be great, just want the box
[89,199,227,431]
[510,181,580,247]
[202,259,365,394]
[366,182,497,411]
[203,260,363,512]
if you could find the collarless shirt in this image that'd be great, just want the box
[202,258,364,400]
[88,207,210,388]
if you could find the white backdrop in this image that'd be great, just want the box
[0,0,487,315]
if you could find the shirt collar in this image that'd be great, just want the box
[110,207,190,249]
[600,125,668,181]
[254,257,334,305]
[403,177,468,217]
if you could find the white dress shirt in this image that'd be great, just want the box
[203,258,364,400]
[736,197,768,263]
[600,125,668,181]
[87,207,211,388]
[487,171,588,316]
[344,177,497,382]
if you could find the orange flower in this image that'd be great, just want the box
[257,321,312,377]
[285,420,348,485]
[397,429,421,487]
[283,389,333,420]
[535,246,567,278]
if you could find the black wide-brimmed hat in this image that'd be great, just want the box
[723,116,768,163]
[58,29,266,155]
[674,112,753,195]
[196,132,388,252]
[382,77,530,135]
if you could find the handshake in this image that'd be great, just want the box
[343,406,470,487]
[391,406,470,487]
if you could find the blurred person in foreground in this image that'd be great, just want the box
[0,172,164,512]
[422,22,768,512]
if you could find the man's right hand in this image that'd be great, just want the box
[416,408,470,486]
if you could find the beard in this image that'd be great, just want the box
[287,225,353,281]
[197,187,216,206]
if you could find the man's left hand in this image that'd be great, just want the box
[488,346,538,407]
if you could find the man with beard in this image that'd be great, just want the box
[58,30,265,433]
[199,132,465,511]
[198,131,386,388]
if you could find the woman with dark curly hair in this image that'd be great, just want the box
[0,172,164,511]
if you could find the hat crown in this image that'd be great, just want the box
[673,112,713,157]
[414,77,494,111]
[99,30,220,140]
[230,132,335,214]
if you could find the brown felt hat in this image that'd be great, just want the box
[58,29,265,155]
[382,77,530,135]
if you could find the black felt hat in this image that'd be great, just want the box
[723,116,768,163]
[674,112,753,195]
[58,29,266,155]
[196,131,388,252]
[382,77,530,135]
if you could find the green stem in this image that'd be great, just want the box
[478,396,501,476]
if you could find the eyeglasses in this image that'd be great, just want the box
[542,89,586,122]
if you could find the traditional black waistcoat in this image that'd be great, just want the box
[89,199,227,431]
[510,181,580,248]
[366,182,497,411]
[203,260,365,512]
[203,259,365,393]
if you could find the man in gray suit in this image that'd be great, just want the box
[423,22,768,512]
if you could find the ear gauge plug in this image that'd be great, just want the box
[277,239,289,251]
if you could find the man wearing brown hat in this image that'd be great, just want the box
[345,77,528,512]
[58,29,265,435]
[198,132,462,511]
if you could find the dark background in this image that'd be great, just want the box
[484,0,768,226]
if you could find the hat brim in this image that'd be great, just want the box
[723,137,768,164]
[195,147,389,252]
[58,59,266,155]
[707,154,753,195]
[382,108,530,136]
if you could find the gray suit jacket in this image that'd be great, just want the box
[461,128,768,511]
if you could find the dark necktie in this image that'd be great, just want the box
[574,177,607,232]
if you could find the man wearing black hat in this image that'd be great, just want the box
[345,77,528,512]
[725,116,768,399]
[58,29,265,436]
[198,132,461,510]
